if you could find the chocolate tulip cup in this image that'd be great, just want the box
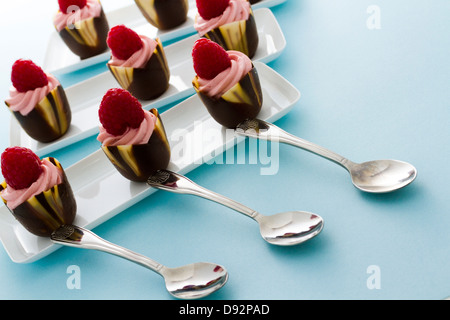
[107,38,170,100]
[5,85,72,143]
[135,0,189,30]
[101,108,171,182]
[202,8,259,58]
[0,158,77,237]
[58,2,109,59]
[193,65,263,129]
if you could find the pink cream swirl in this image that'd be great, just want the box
[97,109,157,146]
[194,0,251,36]
[108,35,157,69]
[5,74,60,116]
[197,50,253,99]
[1,159,63,210]
[54,0,102,32]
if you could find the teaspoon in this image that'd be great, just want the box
[51,224,228,299]
[147,170,324,246]
[236,119,417,193]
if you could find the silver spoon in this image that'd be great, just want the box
[51,224,228,299]
[236,119,417,193]
[147,170,324,246]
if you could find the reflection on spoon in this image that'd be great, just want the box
[51,225,228,299]
[147,170,324,246]
[236,119,417,193]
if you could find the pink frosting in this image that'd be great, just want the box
[1,159,63,210]
[108,35,157,69]
[5,74,60,116]
[197,50,253,98]
[194,0,251,36]
[54,0,102,32]
[97,109,157,146]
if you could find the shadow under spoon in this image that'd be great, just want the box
[236,119,417,193]
[147,170,324,246]
[51,225,228,299]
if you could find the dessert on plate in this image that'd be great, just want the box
[54,0,109,59]
[106,25,170,100]
[5,59,72,143]
[192,38,262,128]
[97,88,171,182]
[0,147,76,237]
[134,0,189,30]
[194,0,259,58]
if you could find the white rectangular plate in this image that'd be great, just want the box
[11,8,286,157]
[0,62,300,264]
[43,0,287,74]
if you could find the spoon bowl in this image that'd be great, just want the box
[163,262,228,299]
[51,225,228,299]
[256,211,324,246]
[348,160,417,193]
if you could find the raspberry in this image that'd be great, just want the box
[98,88,145,136]
[11,59,48,93]
[196,0,230,20]
[1,147,43,190]
[58,0,87,13]
[192,38,231,80]
[107,25,143,60]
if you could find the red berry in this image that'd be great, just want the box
[107,25,143,60]
[196,0,230,20]
[1,147,43,190]
[58,0,87,13]
[98,88,145,136]
[192,38,231,80]
[11,59,48,93]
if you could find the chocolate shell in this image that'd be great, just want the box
[193,66,263,129]
[5,85,72,143]
[58,6,109,59]
[107,38,170,101]
[135,0,189,30]
[249,0,261,4]
[202,9,259,58]
[0,158,77,237]
[101,108,171,182]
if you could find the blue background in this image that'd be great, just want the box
[0,0,449,300]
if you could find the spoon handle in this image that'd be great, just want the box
[236,119,353,170]
[51,225,164,275]
[147,170,260,220]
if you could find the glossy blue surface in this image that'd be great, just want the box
[0,0,449,300]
